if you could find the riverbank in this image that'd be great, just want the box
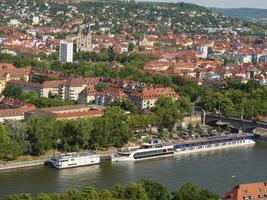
[0,148,116,171]
[0,141,266,198]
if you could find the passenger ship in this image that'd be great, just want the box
[111,134,255,162]
[174,134,255,155]
[111,143,175,162]
[45,152,100,169]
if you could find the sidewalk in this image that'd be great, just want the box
[0,148,117,171]
[0,159,46,170]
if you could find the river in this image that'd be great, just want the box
[1,138,267,198]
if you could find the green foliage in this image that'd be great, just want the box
[31,75,55,83]
[5,181,219,200]
[89,107,132,148]
[123,183,149,200]
[199,80,267,118]
[2,85,23,101]
[2,86,74,108]
[152,97,183,131]
[4,120,31,155]
[128,42,135,51]
[108,100,138,114]
[26,117,60,156]
[95,82,107,92]
[172,182,219,200]
[139,179,169,200]
[0,125,22,161]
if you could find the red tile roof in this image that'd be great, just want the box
[225,182,267,200]
[131,87,178,100]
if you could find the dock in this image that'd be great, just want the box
[0,149,116,171]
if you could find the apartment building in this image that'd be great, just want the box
[95,85,127,106]
[129,86,179,109]
[0,63,31,94]
[59,40,73,63]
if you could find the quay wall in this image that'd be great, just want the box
[0,153,113,171]
[0,159,46,171]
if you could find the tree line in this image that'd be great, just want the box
[2,85,74,108]
[0,97,190,161]
[199,78,267,118]
[5,179,220,200]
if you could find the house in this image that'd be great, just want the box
[225,182,267,200]
[0,63,32,94]
[78,85,96,104]
[129,86,178,109]
[40,80,66,98]
[95,85,127,106]
[61,78,87,101]
[140,35,159,50]
[7,80,41,94]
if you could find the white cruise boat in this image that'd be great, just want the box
[45,152,100,169]
[174,134,255,155]
[111,143,175,162]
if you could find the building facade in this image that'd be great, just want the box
[59,40,73,63]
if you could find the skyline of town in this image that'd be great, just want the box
[0,0,266,199]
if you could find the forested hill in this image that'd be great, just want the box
[210,7,267,20]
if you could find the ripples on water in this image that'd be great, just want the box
[0,139,267,198]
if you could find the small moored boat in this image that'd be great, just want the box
[44,152,100,169]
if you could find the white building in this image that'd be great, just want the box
[32,16,40,25]
[59,40,73,63]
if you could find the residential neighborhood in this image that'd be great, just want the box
[0,1,267,200]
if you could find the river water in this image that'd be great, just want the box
[1,139,267,198]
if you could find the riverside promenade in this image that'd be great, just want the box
[0,148,116,171]
[0,159,46,170]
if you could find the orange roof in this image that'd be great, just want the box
[42,80,66,88]
[131,87,178,100]
[225,182,267,200]
[100,86,127,98]
[0,105,36,117]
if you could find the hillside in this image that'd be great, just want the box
[2,0,266,35]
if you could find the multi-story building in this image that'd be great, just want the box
[61,78,87,101]
[95,85,127,106]
[0,63,31,94]
[78,85,96,104]
[129,86,179,109]
[40,80,66,98]
[59,40,73,63]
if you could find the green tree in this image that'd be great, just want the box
[4,120,30,155]
[123,183,149,200]
[152,97,182,131]
[98,189,114,200]
[26,117,59,155]
[139,179,169,200]
[95,82,107,92]
[2,85,23,101]
[83,187,98,200]
[128,42,135,51]
[64,189,83,200]
[172,182,201,200]
[0,125,22,161]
